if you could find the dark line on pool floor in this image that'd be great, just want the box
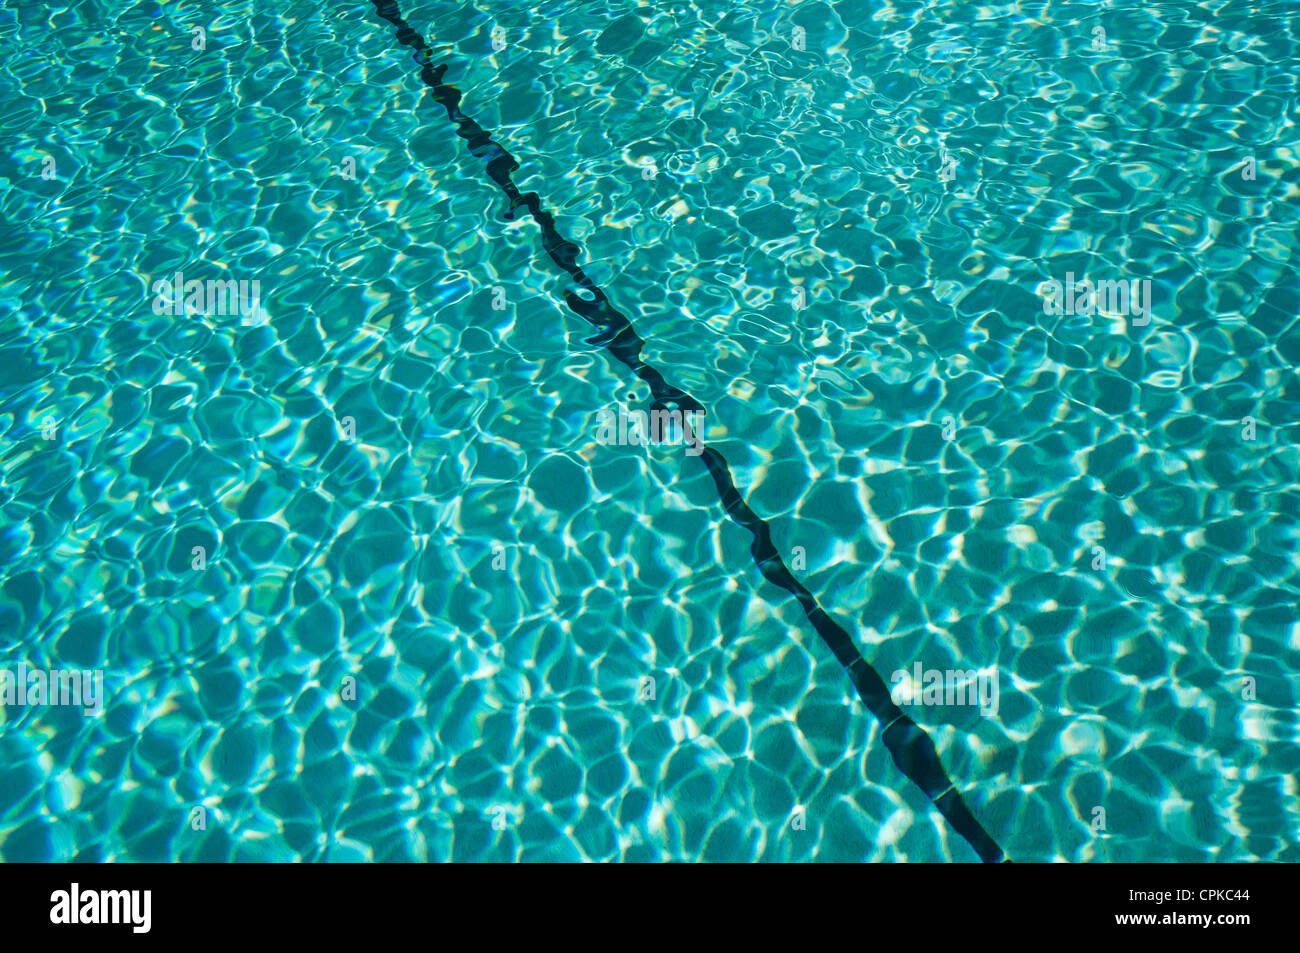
[367,0,1007,863]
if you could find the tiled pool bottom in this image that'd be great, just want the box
[1,0,1299,861]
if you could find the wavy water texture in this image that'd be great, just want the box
[0,0,1297,862]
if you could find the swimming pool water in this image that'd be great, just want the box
[0,0,1297,862]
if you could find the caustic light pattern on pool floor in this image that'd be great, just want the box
[0,0,1297,862]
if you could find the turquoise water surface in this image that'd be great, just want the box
[0,0,1298,862]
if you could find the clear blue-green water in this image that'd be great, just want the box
[0,0,1298,862]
